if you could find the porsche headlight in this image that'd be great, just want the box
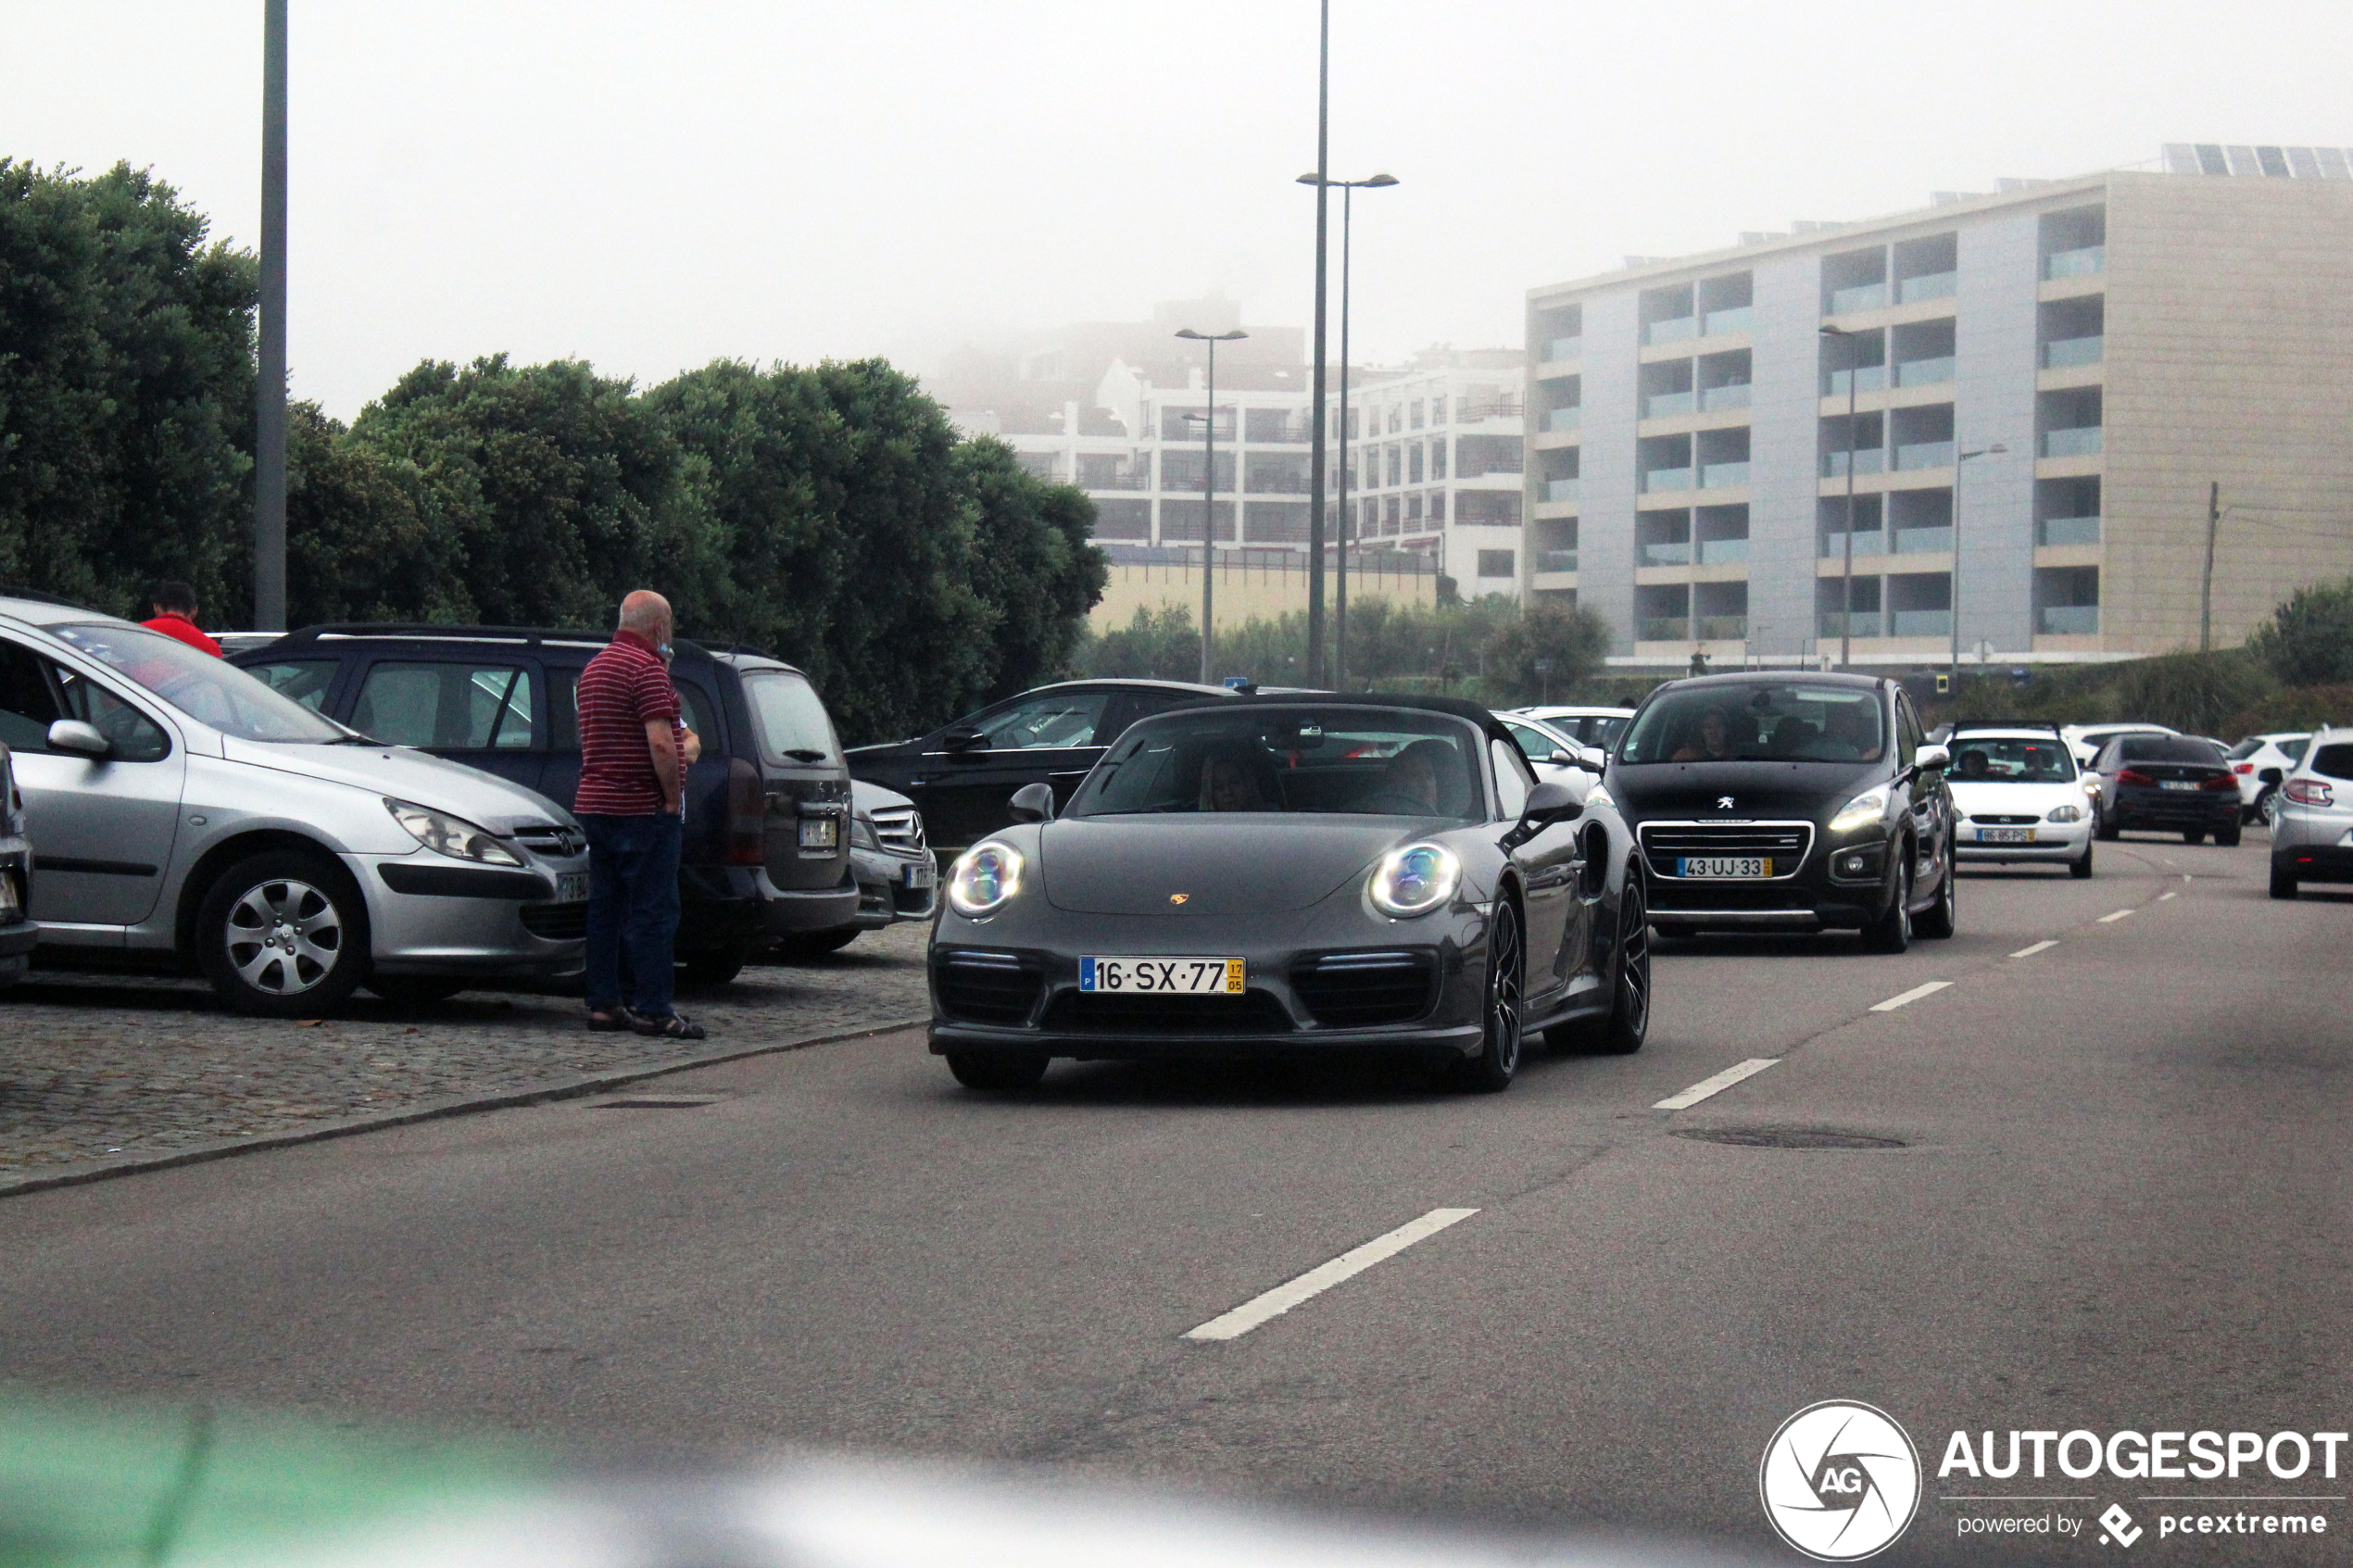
[1369,842,1462,918]
[1828,785,1892,836]
[384,798,522,866]
[948,841,1024,916]
[2045,803,2083,823]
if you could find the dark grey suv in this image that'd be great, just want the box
[234,625,859,985]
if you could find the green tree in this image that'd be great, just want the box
[0,160,257,617]
[1085,604,1201,680]
[1480,600,1613,708]
[954,436,1107,698]
[2248,577,2353,687]
[271,402,468,623]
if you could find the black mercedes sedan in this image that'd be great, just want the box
[2088,734,2243,845]
[926,695,1652,1094]
[847,679,1234,857]
[1600,672,1957,952]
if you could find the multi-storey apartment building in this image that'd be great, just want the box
[1524,148,2353,667]
[1337,352,1528,596]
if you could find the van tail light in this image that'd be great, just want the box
[2284,778,2335,807]
[2114,768,2154,788]
[2199,772,2238,792]
[724,759,767,865]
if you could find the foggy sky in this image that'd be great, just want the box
[6,1,2350,420]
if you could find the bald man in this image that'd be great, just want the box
[575,589,705,1039]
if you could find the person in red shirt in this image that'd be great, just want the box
[576,589,706,1039]
[140,581,222,658]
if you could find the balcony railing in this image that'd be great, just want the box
[1897,270,1958,303]
[1820,529,1886,558]
[2043,427,2104,458]
[1824,366,1888,395]
[1894,356,1955,386]
[1894,440,1955,470]
[1546,406,1582,432]
[1642,467,1696,493]
[1818,611,1881,639]
[1697,536,1749,564]
[1700,383,1753,411]
[2043,335,2105,368]
[1694,615,1749,641]
[1891,608,1952,636]
[1699,461,1751,489]
[1828,282,1888,314]
[1639,541,1692,567]
[2045,245,2106,280]
[1822,449,1886,478]
[1702,306,1755,336]
[1893,525,1954,555]
[1544,335,1582,361]
[1536,549,1579,573]
[1639,617,1692,642]
[2039,604,2100,634]
[1545,478,1581,503]
[1643,391,1695,419]
[2037,514,2102,546]
[1644,316,1699,345]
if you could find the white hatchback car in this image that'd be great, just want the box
[1946,726,2097,878]
[2269,726,2353,898]
[0,593,590,1014]
[2224,732,2309,822]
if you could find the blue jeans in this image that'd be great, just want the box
[582,813,683,1019]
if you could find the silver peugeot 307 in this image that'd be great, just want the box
[0,593,590,1014]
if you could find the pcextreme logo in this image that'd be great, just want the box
[1760,1400,1924,1562]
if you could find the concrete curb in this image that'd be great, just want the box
[0,1015,930,1202]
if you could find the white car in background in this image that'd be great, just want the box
[1506,704,1636,753]
[1946,725,2097,878]
[2062,721,2177,769]
[2269,727,2353,898]
[1495,711,1607,790]
[2225,732,2309,822]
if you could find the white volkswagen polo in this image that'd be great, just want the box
[1945,725,2097,878]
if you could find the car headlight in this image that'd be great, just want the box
[948,841,1024,916]
[384,798,523,867]
[1369,842,1462,918]
[2045,804,2083,823]
[849,814,881,851]
[1828,785,1891,836]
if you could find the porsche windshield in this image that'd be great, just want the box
[1068,708,1485,821]
[1949,736,2078,783]
[1619,684,1886,765]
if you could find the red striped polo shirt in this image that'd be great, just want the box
[574,629,682,816]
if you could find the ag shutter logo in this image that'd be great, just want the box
[1760,1400,1923,1562]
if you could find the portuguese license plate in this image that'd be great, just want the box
[1080,957,1244,994]
[903,860,935,890]
[799,816,839,848]
[1677,856,1770,878]
[2160,780,2198,792]
[1979,827,2035,844]
[556,872,590,902]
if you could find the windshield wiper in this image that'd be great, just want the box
[782,747,829,762]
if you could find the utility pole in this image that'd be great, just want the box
[2199,481,2221,653]
[254,0,289,631]
[1303,0,1331,686]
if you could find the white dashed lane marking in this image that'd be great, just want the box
[1653,1058,1780,1111]
[2099,909,2135,923]
[1871,980,1954,1012]
[2159,891,2178,901]
[2011,940,2059,959]
[1182,1207,1479,1341]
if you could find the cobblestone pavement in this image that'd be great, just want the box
[0,922,931,1179]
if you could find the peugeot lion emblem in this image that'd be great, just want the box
[1718,796,1735,810]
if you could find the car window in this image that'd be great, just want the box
[353,662,539,749]
[1070,706,1484,821]
[1502,719,1564,764]
[0,640,66,752]
[1590,715,1629,748]
[2281,735,2310,762]
[963,691,1112,750]
[1950,737,2077,782]
[51,665,172,762]
[2117,736,2224,764]
[740,670,840,764]
[2227,737,2262,760]
[676,680,719,750]
[2307,743,2353,782]
[49,622,341,744]
[1491,737,1532,818]
[1896,696,1925,765]
[1620,684,1885,764]
[249,659,340,713]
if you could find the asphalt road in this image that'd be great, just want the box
[3,834,2348,1563]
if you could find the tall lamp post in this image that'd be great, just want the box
[1950,442,2007,691]
[1818,324,1863,670]
[1176,327,1247,684]
[1297,171,1397,690]
[255,0,289,631]
[1304,0,1332,686]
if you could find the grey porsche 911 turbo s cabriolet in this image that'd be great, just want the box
[926,695,1653,1094]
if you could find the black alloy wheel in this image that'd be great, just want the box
[946,1050,1050,1091]
[1456,898,1525,1092]
[1557,869,1651,1055]
[1916,837,1957,939]
[1864,848,1913,954]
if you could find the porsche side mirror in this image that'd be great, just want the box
[1504,779,1582,847]
[48,719,111,759]
[1913,744,1951,774]
[1008,781,1055,822]
[943,730,989,754]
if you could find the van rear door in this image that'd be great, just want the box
[736,669,852,891]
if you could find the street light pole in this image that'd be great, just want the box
[1951,442,2007,693]
[1177,327,1247,684]
[255,0,289,631]
[1297,171,1397,691]
[1819,325,1860,670]
[1304,0,1331,687]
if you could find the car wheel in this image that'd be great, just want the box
[2070,843,2095,879]
[774,927,861,961]
[364,975,469,1007]
[945,1050,1049,1090]
[1455,899,1525,1092]
[679,942,749,987]
[2214,823,2243,848]
[1864,851,1912,954]
[2271,863,2299,900]
[1556,870,1651,1056]
[196,850,369,1017]
[2246,786,2275,824]
[1916,842,1957,939]
[2182,828,2206,845]
[2095,813,2120,842]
